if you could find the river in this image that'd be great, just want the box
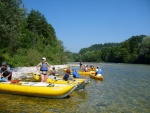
[0,63,150,113]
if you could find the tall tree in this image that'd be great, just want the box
[139,36,150,64]
[26,9,57,49]
[0,0,67,66]
[0,0,26,58]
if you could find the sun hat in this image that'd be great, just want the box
[42,57,46,60]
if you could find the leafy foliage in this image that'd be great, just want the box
[71,35,149,64]
[0,0,66,67]
[138,36,150,64]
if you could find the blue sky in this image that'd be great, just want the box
[22,0,150,53]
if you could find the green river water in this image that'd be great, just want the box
[0,63,150,113]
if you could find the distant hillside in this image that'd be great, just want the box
[79,43,120,54]
[71,35,150,64]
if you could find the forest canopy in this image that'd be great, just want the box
[0,0,66,67]
[72,35,150,64]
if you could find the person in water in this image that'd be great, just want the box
[95,66,102,76]
[63,69,74,81]
[72,68,80,78]
[0,62,12,81]
[79,61,83,69]
[36,57,51,82]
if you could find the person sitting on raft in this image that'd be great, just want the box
[0,62,12,82]
[72,68,80,78]
[50,67,58,76]
[90,64,94,70]
[95,66,102,76]
[36,57,51,82]
[84,65,88,72]
[63,69,74,81]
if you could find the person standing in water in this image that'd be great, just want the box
[36,57,51,82]
[79,61,83,70]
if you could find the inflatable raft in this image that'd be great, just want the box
[89,73,104,81]
[33,73,90,90]
[0,81,77,98]
[78,71,95,75]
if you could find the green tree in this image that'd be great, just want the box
[101,47,111,62]
[0,0,26,55]
[120,48,131,63]
[0,0,67,66]
[139,36,150,64]
[26,9,57,48]
[108,47,121,62]
[74,35,149,64]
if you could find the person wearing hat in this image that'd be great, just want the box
[36,57,51,82]
[0,62,12,81]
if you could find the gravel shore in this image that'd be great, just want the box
[12,64,70,80]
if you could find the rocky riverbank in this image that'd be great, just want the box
[12,64,70,80]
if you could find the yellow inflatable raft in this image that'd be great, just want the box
[0,81,77,98]
[33,73,90,90]
[78,71,95,75]
[88,68,96,71]
[89,73,104,81]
